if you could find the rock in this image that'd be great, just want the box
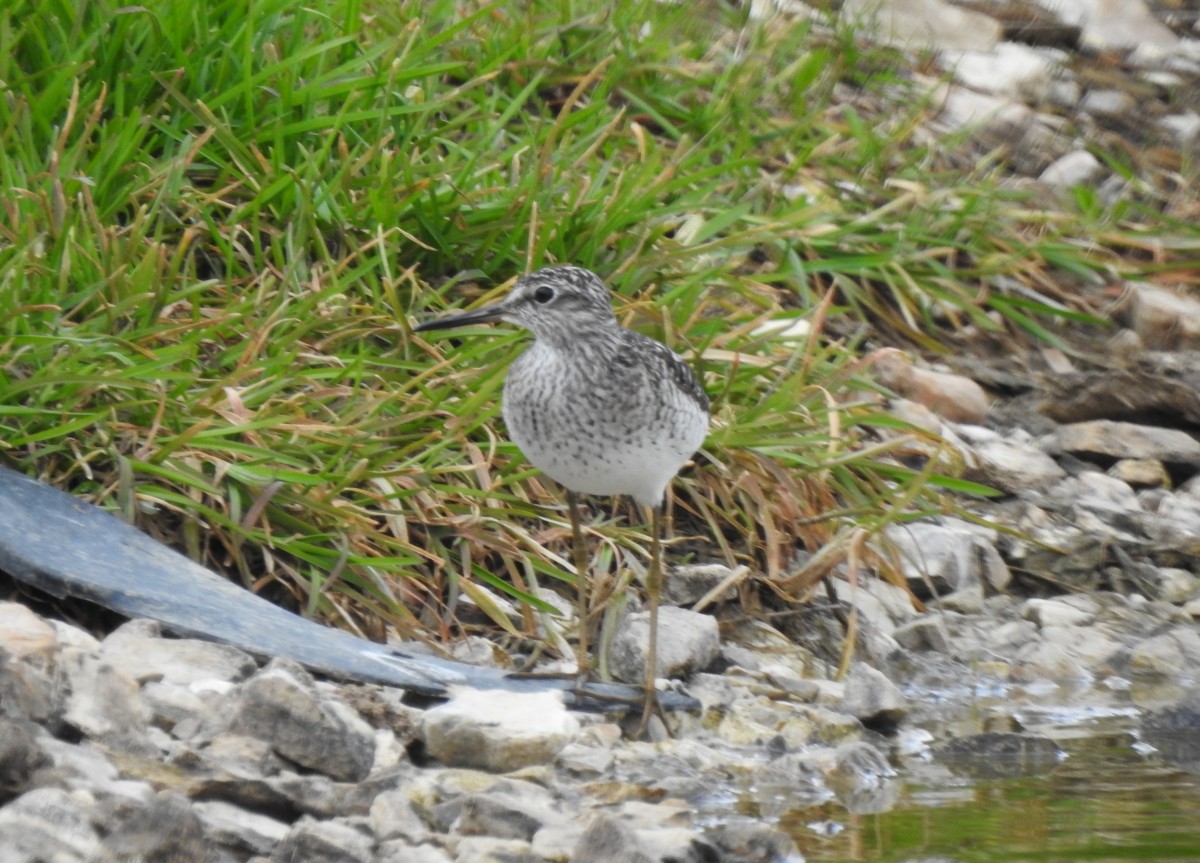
[46,620,100,652]
[1108,458,1170,488]
[1160,112,1200,147]
[1022,598,1096,627]
[1140,702,1200,772]
[842,0,1003,52]
[869,348,990,423]
[0,787,101,862]
[369,789,433,844]
[664,563,740,606]
[775,740,895,807]
[60,648,153,751]
[1039,149,1103,188]
[937,86,1034,132]
[0,602,57,662]
[761,663,820,699]
[141,679,225,733]
[270,817,374,863]
[1154,568,1200,605]
[829,579,907,637]
[100,793,220,863]
[195,799,290,855]
[231,660,376,782]
[376,842,454,863]
[447,835,541,863]
[1051,419,1200,466]
[197,731,289,777]
[267,772,343,819]
[432,792,558,841]
[556,741,615,776]
[421,688,578,772]
[951,43,1059,101]
[884,519,1010,597]
[838,662,907,730]
[532,821,587,861]
[1128,627,1200,676]
[714,703,789,748]
[1010,639,1088,681]
[826,738,896,786]
[571,813,652,863]
[1038,353,1200,428]
[1032,0,1177,50]
[447,635,505,667]
[893,615,952,652]
[1054,472,1143,520]
[935,732,1062,778]
[0,652,60,728]
[887,397,945,434]
[1010,625,1122,681]
[101,620,258,686]
[639,828,722,863]
[1128,282,1200,350]
[936,584,985,614]
[987,619,1038,651]
[705,821,802,863]
[1151,494,1200,548]
[39,736,154,804]
[0,717,49,799]
[611,605,720,683]
[1047,76,1082,109]
[968,437,1066,493]
[1080,88,1136,116]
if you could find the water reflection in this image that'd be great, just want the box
[738,696,1200,861]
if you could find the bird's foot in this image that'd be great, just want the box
[629,682,672,741]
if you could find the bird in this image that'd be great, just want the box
[414,265,710,732]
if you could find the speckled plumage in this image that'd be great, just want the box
[416,266,709,506]
[415,266,709,728]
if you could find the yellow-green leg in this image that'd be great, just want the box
[636,505,664,735]
[567,491,590,678]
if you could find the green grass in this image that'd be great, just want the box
[1,0,1196,648]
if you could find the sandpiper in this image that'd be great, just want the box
[415,265,709,731]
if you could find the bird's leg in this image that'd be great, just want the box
[635,504,665,736]
[567,491,590,679]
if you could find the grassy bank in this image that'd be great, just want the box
[1,0,1190,648]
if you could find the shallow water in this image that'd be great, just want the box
[788,735,1200,861]
[739,681,1200,862]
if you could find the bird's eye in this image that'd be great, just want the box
[533,286,555,304]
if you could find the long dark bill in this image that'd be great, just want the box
[413,302,507,333]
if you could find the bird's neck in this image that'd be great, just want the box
[531,326,624,359]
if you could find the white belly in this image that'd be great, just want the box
[502,341,708,508]
[509,424,702,507]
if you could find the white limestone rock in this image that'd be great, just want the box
[843,0,1003,52]
[421,688,579,773]
[611,605,720,683]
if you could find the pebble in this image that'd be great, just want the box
[421,688,579,772]
[1022,598,1096,628]
[1039,150,1103,188]
[870,348,990,423]
[1129,282,1200,350]
[1052,419,1200,466]
[610,605,720,683]
[841,0,1002,51]
[0,602,57,660]
[1128,627,1200,676]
